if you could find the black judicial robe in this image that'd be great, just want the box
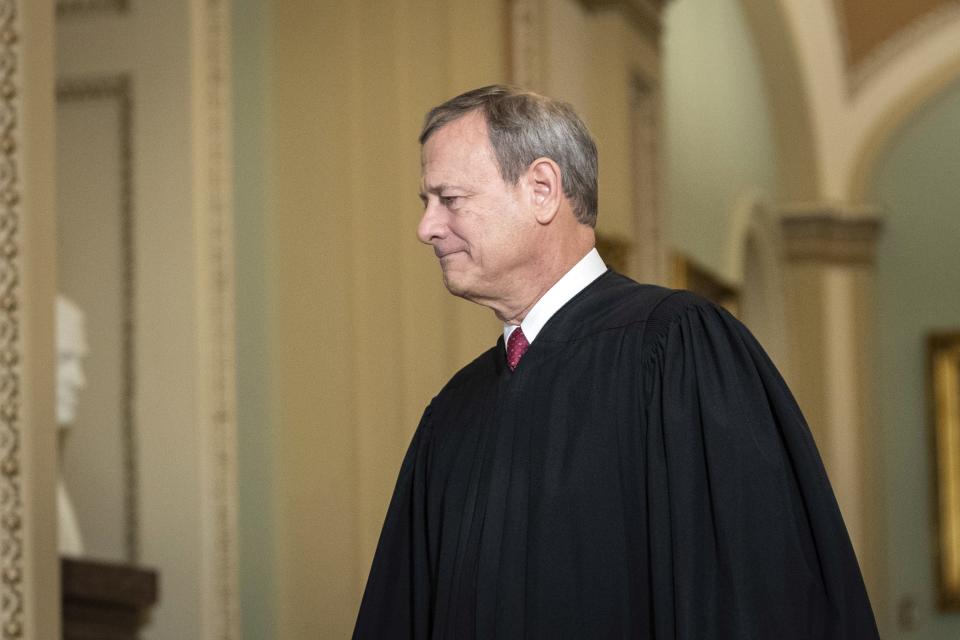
[354,271,878,639]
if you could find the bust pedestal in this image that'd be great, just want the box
[61,557,159,640]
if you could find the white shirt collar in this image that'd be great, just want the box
[503,247,607,349]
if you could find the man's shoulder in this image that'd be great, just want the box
[641,286,717,325]
[576,274,734,361]
[577,271,713,332]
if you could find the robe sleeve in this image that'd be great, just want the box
[643,295,878,639]
[353,403,434,639]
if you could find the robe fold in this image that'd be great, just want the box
[354,271,878,639]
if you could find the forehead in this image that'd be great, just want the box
[420,111,501,187]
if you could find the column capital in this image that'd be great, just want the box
[778,203,884,265]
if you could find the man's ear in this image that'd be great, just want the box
[525,157,563,225]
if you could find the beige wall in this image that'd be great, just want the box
[272,2,503,636]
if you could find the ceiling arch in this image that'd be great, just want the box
[837,0,957,70]
[771,0,960,201]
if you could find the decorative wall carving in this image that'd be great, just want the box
[197,0,240,636]
[780,207,883,264]
[55,74,138,563]
[0,0,24,636]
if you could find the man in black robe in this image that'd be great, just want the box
[354,85,878,639]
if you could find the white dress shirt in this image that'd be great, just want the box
[503,248,607,350]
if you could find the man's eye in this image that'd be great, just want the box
[440,195,460,208]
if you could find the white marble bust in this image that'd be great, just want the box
[56,294,87,556]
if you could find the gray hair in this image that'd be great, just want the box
[419,85,598,227]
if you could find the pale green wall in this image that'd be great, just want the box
[872,80,960,639]
[662,0,778,282]
[233,0,277,637]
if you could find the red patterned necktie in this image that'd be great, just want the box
[506,327,530,371]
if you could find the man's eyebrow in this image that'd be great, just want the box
[421,183,452,195]
[419,183,460,201]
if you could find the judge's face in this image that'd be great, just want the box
[418,111,536,308]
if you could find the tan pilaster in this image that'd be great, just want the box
[10,1,60,638]
[779,204,885,615]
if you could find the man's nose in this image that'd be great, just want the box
[417,201,446,245]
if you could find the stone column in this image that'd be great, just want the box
[779,204,885,613]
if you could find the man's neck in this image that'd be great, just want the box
[500,247,607,350]
[493,229,596,324]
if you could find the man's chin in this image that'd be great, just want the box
[441,274,468,297]
[441,271,480,302]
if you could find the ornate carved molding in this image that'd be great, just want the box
[196,0,239,636]
[56,0,128,18]
[576,0,668,40]
[0,0,25,636]
[55,74,138,564]
[779,204,884,264]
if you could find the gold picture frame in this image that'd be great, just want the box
[930,332,960,609]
